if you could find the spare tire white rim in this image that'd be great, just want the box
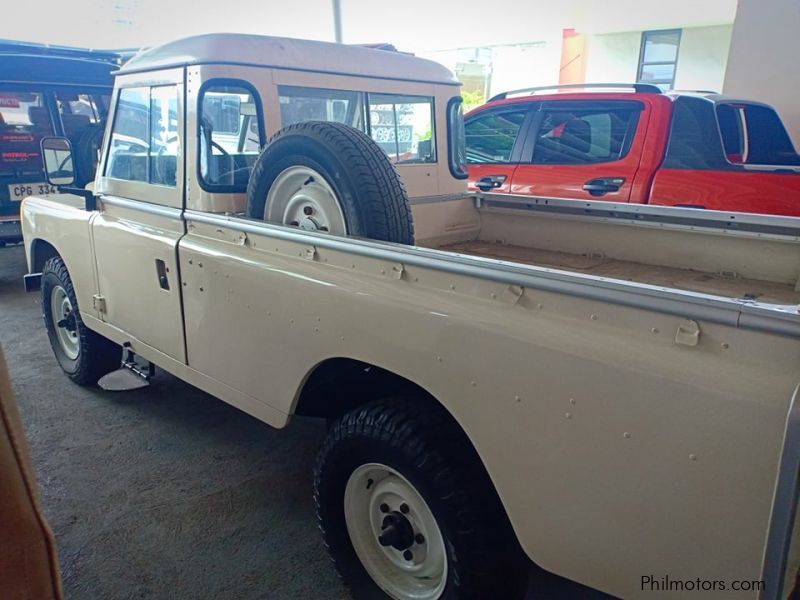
[344,463,447,599]
[51,285,80,360]
[265,165,347,235]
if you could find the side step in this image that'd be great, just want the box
[97,343,155,391]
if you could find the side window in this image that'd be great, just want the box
[0,90,52,176]
[367,94,435,163]
[531,107,639,165]
[54,91,110,137]
[106,88,150,183]
[278,86,364,130]
[716,103,800,167]
[464,108,527,164]
[150,87,179,187]
[199,83,263,190]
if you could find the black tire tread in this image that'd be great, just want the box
[42,257,120,386]
[313,397,529,599]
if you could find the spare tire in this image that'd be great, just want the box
[246,121,414,245]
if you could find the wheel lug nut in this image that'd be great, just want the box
[303,206,313,215]
[414,533,425,544]
[403,550,413,561]
[400,503,409,514]
[379,503,389,513]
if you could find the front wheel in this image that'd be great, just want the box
[41,257,120,385]
[313,398,529,599]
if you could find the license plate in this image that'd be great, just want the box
[7,183,57,202]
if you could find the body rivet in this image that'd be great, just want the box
[623,432,631,439]
[565,412,572,419]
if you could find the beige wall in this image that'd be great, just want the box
[584,26,732,92]
[724,0,800,148]
[673,25,732,91]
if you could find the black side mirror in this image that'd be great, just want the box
[41,137,76,187]
[40,136,97,210]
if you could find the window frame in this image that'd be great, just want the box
[637,29,682,91]
[464,102,536,166]
[365,92,437,165]
[196,78,265,194]
[95,68,184,209]
[522,100,643,166]
[446,96,468,179]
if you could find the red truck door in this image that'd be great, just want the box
[508,99,649,202]
[465,103,535,194]
[649,97,800,216]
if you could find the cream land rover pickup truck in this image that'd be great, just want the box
[19,34,800,600]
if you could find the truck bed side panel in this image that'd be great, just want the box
[179,215,799,599]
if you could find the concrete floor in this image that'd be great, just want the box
[0,243,609,600]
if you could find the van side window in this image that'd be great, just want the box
[0,90,52,177]
[106,85,179,187]
[199,83,263,191]
[531,107,639,165]
[465,108,528,164]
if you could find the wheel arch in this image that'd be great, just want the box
[292,356,528,559]
[29,238,61,273]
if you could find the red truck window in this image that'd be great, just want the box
[716,103,800,167]
[465,108,528,164]
[530,106,639,165]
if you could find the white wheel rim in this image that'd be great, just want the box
[264,165,347,235]
[51,285,80,360]
[344,463,447,600]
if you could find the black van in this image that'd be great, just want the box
[0,41,121,244]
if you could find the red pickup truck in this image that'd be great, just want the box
[465,83,800,216]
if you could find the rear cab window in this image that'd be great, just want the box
[277,86,435,164]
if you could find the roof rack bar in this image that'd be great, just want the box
[489,82,663,101]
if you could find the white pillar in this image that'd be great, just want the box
[723,0,800,148]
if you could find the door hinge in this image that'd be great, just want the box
[93,294,107,313]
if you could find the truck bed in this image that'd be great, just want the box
[428,194,800,309]
[439,240,800,305]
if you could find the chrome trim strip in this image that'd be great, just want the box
[475,192,800,240]
[409,193,468,205]
[184,210,800,338]
[762,385,800,600]
[99,195,183,219]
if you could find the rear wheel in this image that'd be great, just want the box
[41,257,120,385]
[314,398,529,599]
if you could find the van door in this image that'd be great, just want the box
[509,100,647,202]
[91,72,187,361]
[464,103,534,194]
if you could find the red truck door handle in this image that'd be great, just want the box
[475,175,507,192]
[582,177,625,196]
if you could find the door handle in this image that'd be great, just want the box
[155,259,170,290]
[474,175,507,192]
[582,177,625,196]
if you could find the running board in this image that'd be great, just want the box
[97,343,155,391]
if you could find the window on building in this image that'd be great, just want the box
[106,85,179,187]
[531,105,640,165]
[637,29,681,91]
[464,108,528,163]
[199,82,263,190]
